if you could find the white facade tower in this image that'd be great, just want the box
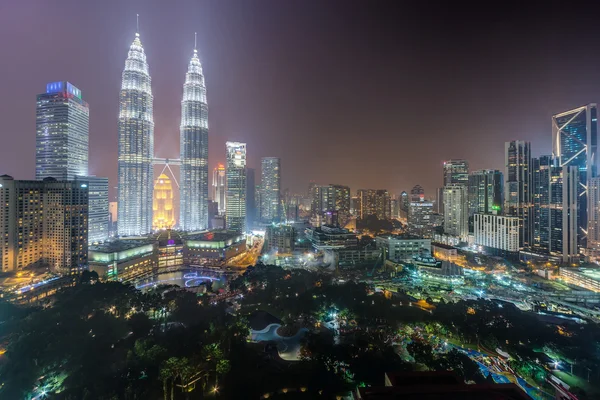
[180,35,209,231]
[117,30,154,236]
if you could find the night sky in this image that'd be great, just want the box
[2,0,600,199]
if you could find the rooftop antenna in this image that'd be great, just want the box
[136,14,140,36]
[194,32,197,53]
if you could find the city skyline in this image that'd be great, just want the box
[5,2,600,197]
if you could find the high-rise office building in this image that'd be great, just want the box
[587,177,600,261]
[0,175,88,273]
[225,142,247,233]
[561,167,580,263]
[468,170,503,216]
[408,201,434,238]
[532,156,579,262]
[213,164,226,215]
[180,42,209,231]
[109,201,118,236]
[117,32,154,236]
[552,104,598,251]
[443,185,468,239]
[505,141,532,248]
[391,198,399,219]
[85,176,109,243]
[400,191,409,212]
[260,157,281,222]
[436,187,444,215]
[152,173,175,230]
[588,177,600,251]
[532,156,553,252]
[410,185,425,202]
[443,159,469,186]
[36,81,89,181]
[246,168,256,230]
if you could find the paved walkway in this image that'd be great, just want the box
[250,323,309,361]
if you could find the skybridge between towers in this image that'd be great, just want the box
[152,158,181,188]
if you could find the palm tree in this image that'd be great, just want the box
[159,363,173,400]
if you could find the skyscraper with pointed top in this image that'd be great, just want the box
[117,28,154,236]
[179,34,209,231]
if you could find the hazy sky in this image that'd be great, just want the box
[1,0,600,199]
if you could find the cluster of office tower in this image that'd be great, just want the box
[429,104,599,263]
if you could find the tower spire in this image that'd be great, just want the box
[136,14,140,37]
[194,32,197,54]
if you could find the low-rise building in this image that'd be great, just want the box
[184,230,246,264]
[474,213,519,255]
[157,231,184,268]
[88,239,157,281]
[375,235,431,263]
[431,242,458,262]
[305,225,358,251]
[559,267,600,292]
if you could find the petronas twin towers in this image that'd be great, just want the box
[117,31,208,236]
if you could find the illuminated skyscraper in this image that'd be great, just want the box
[260,157,281,222]
[505,140,532,247]
[213,164,226,215]
[86,176,109,243]
[117,31,154,236]
[552,104,598,251]
[443,185,468,239]
[443,159,469,186]
[311,184,351,226]
[357,189,391,219]
[0,175,88,273]
[225,142,247,233]
[468,170,503,216]
[180,39,209,231]
[153,173,175,230]
[410,185,425,202]
[36,81,89,180]
[408,201,433,238]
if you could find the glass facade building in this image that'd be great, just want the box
[260,157,281,223]
[117,33,154,236]
[213,164,226,215]
[36,81,89,181]
[180,46,209,231]
[552,104,598,250]
[84,176,109,244]
[505,140,532,248]
[225,142,247,233]
[443,159,469,186]
[467,169,503,231]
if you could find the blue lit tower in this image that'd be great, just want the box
[117,30,154,236]
[36,82,89,180]
[180,36,209,231]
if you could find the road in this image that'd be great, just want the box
[227,236,264,268]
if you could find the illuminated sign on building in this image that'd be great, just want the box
[46,81,82,99]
